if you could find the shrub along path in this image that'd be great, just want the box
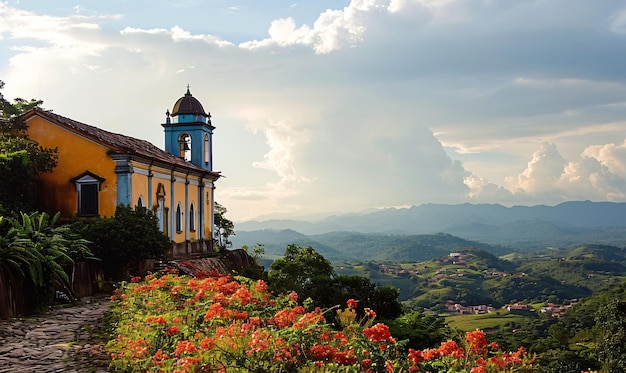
[0,295,110,372]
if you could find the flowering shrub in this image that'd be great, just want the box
[106,273,537,372]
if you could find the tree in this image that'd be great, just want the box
[213,202,234,251]
[268,244,404,320]
[0,80,58,213]
[269,244,334,299]
[595,300,626,372]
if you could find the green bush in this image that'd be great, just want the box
[76,205,170,282]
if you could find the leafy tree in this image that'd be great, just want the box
[596,300,626,372]
[214,201,234,251]
[76,205,170,281]
[239,243,267,280]
[268,244,404,320]
[535,349,600,373]
[386,311,450,350]
[0,80,58,213]
[269,244,334,298]
[0,150,34,214]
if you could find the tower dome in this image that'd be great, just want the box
[162,86,214,171]
[171,87,207,117]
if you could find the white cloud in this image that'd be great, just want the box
[582,139,626,177]
[492,141,626,203]
[240,0,386,53]
[512,142,568,194]
[3,1,626,220]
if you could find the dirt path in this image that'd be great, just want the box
[0,295,111,373]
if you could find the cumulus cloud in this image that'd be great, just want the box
[248,117,311,189]
[513,143,568,194]
[240,0,385,53]
[2,1,626,220]
[492,141,626,203]
[582,139,626,177]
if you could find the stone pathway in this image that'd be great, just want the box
[0,295,111,373]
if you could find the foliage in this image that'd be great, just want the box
[0,150,33,213]
[269,245,404,321]
[0,80,58,214]
[0,211,94,309]
[0,81,42,132]
[76,205,169,281]
[387,311,451,350]
[214,202,235,251]
[595,300,626,372]
[15,211,93,305]
[239,243,267,280]
[105,272,536,372]
[269,244,334,298]
[0,215,41,285]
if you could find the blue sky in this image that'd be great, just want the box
[2,0,626,221]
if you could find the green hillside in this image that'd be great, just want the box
[336,245,626,311]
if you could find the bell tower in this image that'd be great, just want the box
[162,86,214,171]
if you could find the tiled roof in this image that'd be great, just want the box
[24,108,220,179]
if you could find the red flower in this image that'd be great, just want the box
[288,291,299,303]
[408,348,424,364]
[347,298,358,309]
[363,323,392,343]
[174,340,198,356]
[255,279,268,292]
[199,337,215,350]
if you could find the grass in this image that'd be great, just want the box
[443,311,531,332]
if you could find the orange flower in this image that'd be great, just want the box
[465,330,488,355]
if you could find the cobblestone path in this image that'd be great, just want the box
[0,296,110,372]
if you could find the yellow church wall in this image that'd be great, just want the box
[26,116,118,219]
[130,163,149,207]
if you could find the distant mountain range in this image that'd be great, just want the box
[232,201,626,258]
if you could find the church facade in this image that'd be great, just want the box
[23,88,220,256]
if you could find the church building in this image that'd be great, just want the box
[23,88,220,257]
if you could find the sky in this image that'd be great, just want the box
[1,0,626,222]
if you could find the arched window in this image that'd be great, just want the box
[156,183,167,235]
[189,203,195,231]
[137,196,144,209]
[178,133,191,161]
[175,204,182,232]
[204,134,209,164]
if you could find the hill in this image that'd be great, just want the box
[335,245,626,309]
[234,201,626,251]
[231,230,509,262]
